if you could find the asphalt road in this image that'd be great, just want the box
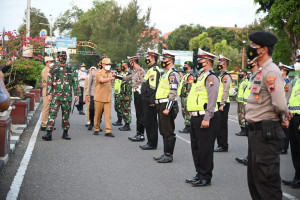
[0,101,299,200]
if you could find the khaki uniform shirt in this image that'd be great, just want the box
[42,67,50,97]
[245,58,287,123]
[86,70,99,96]
[94,70,113,102]
[123,66,145,91]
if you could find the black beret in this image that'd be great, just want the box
[249,31,278,46]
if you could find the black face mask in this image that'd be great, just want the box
[145,59,150,65]
[183,66,188,72]
[247,63,255,69]
[161,61,169,68]
[121,65,126,71]
[238,74,244,79]
[59,56,67,64]
[217,64,223,71]
[117,67,122,72]
[246,46,261,60]
[196,62,204,70]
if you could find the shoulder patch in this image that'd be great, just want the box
[266,76,276,93]
[208,77,214,86]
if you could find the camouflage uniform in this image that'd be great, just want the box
[46,63,80,131]
[119,71,132,124]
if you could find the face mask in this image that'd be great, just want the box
[183,66,188,72]
[196,62,204,70]
[49,63,54,67]
[238,74,244,79]
[105,65,111,71]
[246,46,262,60]
[145,59,150,65]
[59,57,67,64]
[161,61,169,68]
[81,67,86,71]
[294,62,300,71]
[117,67,121,72]
[247,62,255,69]
[217,64,223,71]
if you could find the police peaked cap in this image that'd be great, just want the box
[249,31,278,47]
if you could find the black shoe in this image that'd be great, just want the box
[119,123,131,131]
[128,134,145,142]
[192,179,211,187]
[281,149,288,154]
[157,153,173,163]
[62,132,71,140]
[85,124,89,127]
[79,111,85,115]
[153,154,165,161]
[179,126,191,133]
[112,119,123,126]
[140,144,156,150]
[105,133,115,137]
[235,157,248,165]
[94,131,99,135]
[42,131,52,141]
[282,178,296,186]
[235,130,247,136]
[75,104,80,111]
[214,146,228,152]
[291,179,300,188]
[88,124,93,131]
[186,176,199,183]
[40,127,46,131]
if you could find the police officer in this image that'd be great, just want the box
[112,63,123,126]
[235,68,248,136]
[140,49,160,150]
[279,62,294,154]
[119,60,132,131]
[215,55,232,152]
[116,56,145,141]
[245,31,289,199]
[42,51,80,141]
[178,61,194,133]
[84,66,97,127]
[185,48,219,187]
[282,50,300,188]
[153,50,180,163]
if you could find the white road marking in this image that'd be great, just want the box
[283,193,298,200]
[176,134,191,144]
[6,114,42,200]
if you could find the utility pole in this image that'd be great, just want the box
[26,0,31,37]
[39,15,57,56]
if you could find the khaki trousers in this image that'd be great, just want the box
[94,101,111,133]
[85,100,90,124]
[41,96,50,127]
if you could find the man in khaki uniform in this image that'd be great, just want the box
[245,31,290,200]
[41,56,54,131]
[93,58,115,137]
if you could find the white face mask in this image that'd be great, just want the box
[81,67,86,71]
[294,62,300,71]
[105,65,111,71]
[49,63,54,67]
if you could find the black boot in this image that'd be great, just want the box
[128,132,145,142]
[112,117,123,126]
[88,124,93,131]
[62,130,71,140]
[79,109,85,115]
[235,127,247,136]
[157,137,176,163]
[42,131,52,141]
[235,155,248,165]
[154,139,167,160]
[179,125,191,133]
[119,123,131,131]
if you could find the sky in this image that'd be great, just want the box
[0,0,265,35]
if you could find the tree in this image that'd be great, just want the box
[55,5,84,36]
[166,24,206,50]
[189,32,214,52]
[18,8,50,37]
[254,0,300,61]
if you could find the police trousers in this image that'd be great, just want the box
[217,102,230,149]
[134,91,144,133]
[289,114,300,179]
[143,99,158,147]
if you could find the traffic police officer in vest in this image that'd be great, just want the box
[140,49,161,150]
[185,48,220,187]
[278,62,294,154]
[178,61,194,133]
[153,50,180,163]
[112,63,123,127]
[235,68,249,136]
[215,55,232,152]
[245,31,290,200]
[282,49,300,189]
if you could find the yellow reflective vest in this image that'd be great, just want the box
[144,66,159,89]
[156,69,173,99]
[289,75,300,114]
[236,78,249,103]
[114,73,122,94]
[217,73,232,103]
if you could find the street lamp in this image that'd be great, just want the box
[242,40,246,69]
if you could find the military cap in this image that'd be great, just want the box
[80,63,86,67]
[102,58,112,65]
[241,68,248,73]
[278,62,294,71]
[147,48,160,57]
[116,63,122,67]
[57,51,61,57]
[122,59,130,64]
[127,56,139,61]
[60,51,67,56]
[296,49,300,62]
[249,31,277,47]
[162,50,175,59]
[218,54,231,62]
[184,61,194,67]
[197,48,217,61]
[45,56,54,63]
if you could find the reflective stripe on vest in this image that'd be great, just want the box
[114,74,122,94]
[156,69,173,99]
[187,72,218,111]
[144,66,159,89]
[236,79,248,103]
[289,77,300,114]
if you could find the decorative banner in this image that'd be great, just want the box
[40,29,47,37]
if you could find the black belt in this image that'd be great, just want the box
[248,122,263,131]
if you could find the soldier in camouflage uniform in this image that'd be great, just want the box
[119,60,132,131]
[42,51,80,141]
[112,63,123,126]
[178,61,194,133]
